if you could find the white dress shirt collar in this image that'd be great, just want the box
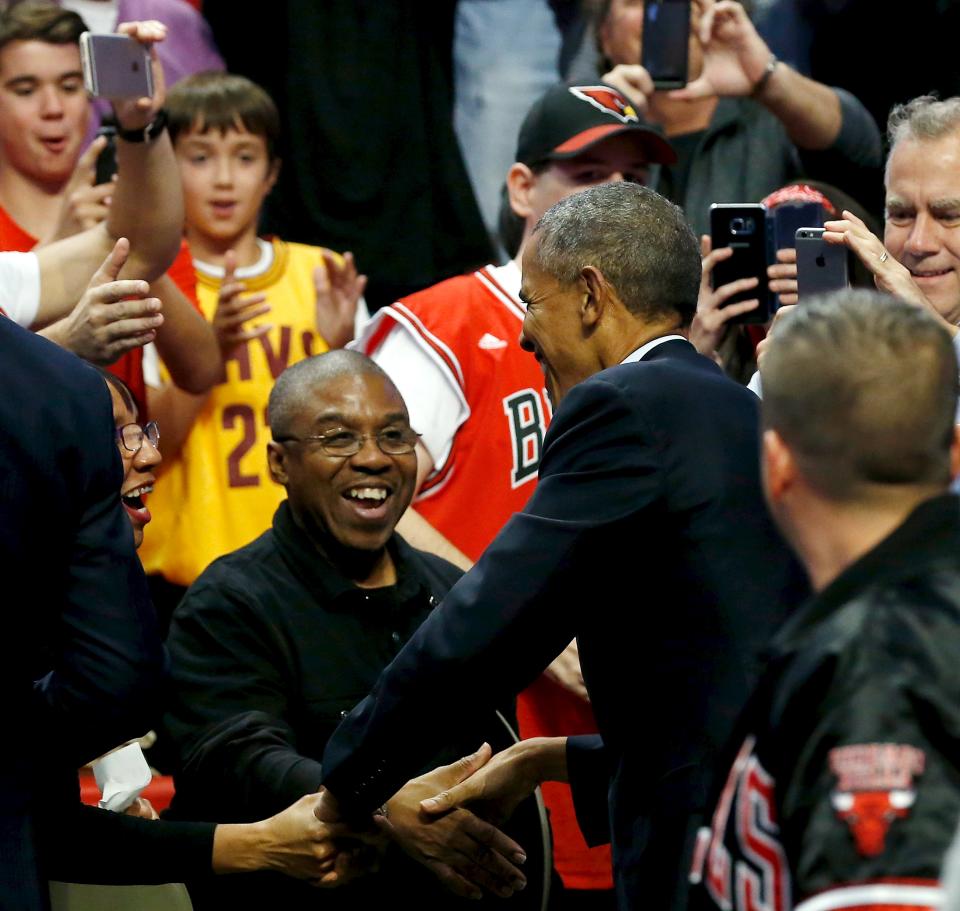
[620,334,688,365]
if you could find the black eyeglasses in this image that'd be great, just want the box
[116,421,160,454]
[274,428,420,457]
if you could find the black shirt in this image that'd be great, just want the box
[163,502,545,909]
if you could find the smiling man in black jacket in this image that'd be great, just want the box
[163,350,543,910]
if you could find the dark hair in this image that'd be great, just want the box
[0,0,86,53]
[166,72,281,163]
[532,182,701,326]
[762,289,958,500]
[93,366,138,419]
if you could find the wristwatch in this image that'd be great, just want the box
[751,56,779,97]
[116,109,168,144]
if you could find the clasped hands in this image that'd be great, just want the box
[309,742,542,899]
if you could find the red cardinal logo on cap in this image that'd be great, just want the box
[568,86,639,124]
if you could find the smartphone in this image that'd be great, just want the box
[772,201,825,252]
[641,0,691,90]
[709,203,775,324]
[95,124,117,185]
[795,228,849,300]
[80,32,153,99]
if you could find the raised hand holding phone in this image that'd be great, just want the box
[80,32,153,100]
[709,203,775,323]
[670,0,774,101]
[823,210,955,333]
[641,0,692,89]
[691,234,760,358]
[107,21,167,132]
[795,228,848,299]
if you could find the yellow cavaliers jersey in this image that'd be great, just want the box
[140,238,332,586]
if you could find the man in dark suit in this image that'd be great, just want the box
[0,316,166,910]
[0,21,182,904]
[314,182,805,910]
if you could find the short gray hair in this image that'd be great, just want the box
[531,183,701,326]
[887,95,960,150]
[762,289,958,500]
[268,350,400,439]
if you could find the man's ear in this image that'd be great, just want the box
[949,424,960,481]
[579,264,607,330]
[762,429,796,502]
[266,440,288,486]
[506,163,537,221]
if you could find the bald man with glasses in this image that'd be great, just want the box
[161,350,549,911]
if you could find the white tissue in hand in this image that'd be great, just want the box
[92,742,151,812]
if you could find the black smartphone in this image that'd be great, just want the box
[641,0,691,90]
[772,201,825,251]
[710,203,775,324]
[95,124,117,185]
[795,228,849,300]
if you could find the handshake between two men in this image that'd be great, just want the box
[304,740,540,900]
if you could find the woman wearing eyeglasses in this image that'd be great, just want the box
[102,371,162,550]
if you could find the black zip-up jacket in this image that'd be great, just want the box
[163,500,546,910]
[691,494,960,911]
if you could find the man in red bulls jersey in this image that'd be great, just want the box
[354,81,675,909]
[691,290,960,911]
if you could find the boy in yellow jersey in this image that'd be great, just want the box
[141,72,367,622]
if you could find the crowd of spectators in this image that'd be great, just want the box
[4,1,960,910]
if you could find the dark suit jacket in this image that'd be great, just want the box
[0,318,165,911]
[321,339,806,910]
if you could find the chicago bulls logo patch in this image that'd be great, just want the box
[828,743,925,857]
[568,86,639,123]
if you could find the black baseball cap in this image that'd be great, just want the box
[515,83,677,168]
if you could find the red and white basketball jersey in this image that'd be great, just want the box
[357,262,550,562]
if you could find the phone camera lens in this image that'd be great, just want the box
[731,218,744,233]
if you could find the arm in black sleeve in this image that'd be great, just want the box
[163,579,323,820]
[567,734,612,847]
[40,803,215,885]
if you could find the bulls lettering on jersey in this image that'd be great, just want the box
[358,263,551,561]
[692,737,791,911]
[503,388,548,488]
